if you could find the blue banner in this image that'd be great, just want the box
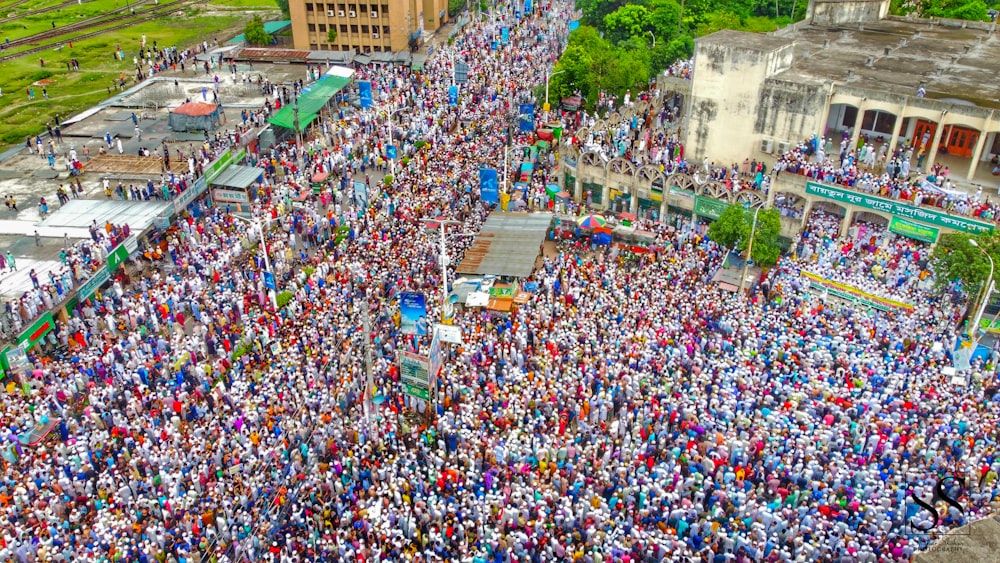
[524,0,532,13]
[479,168,499,204]
[491,41,498,51]
[386,145,397,159]
[518,103,535,132]
[358,80,373,109]
[354,181,368,208]
[263,271,276,291]
[569,20,580,31]
[501,27,509,44]
[399,292,428,335]
[448,85,458,107]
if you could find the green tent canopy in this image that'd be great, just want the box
[268,74,352,130]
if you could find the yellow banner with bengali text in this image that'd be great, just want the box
[800,270,914,312]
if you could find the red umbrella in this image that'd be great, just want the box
[618,212,637,221]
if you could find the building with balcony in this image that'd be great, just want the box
[675,0,1000,184]
[289,0,448,54]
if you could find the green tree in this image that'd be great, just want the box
[708,206,782,266]
[328,28,338,43]
[244,15,273,46]
[919,0,990,20]
[577,0,628,27]
[275,0,289,17]
[930,233,999,292]
[708,204,749,249]
[647,0,683,39]
[746,207,782,267]
[603,4,651,43]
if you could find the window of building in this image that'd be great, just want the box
[361,25,369,33]
[841,106,858,129]
[370,3,378,15]
[308,23,316,31]
[340,24,348,32]
[338,3,346,12]
[373,46,382,52]
[861,110,896,136]
[310,43,319,49]
[348,3,357,14]
[305,2,314,11]
[342,44,350,51]
[363,45,371,53]
[381,4,388,15]
[350,24,358,33]
[382,25,390,35]
[319,23,327,31]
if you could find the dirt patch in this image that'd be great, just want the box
[34,79,55,85]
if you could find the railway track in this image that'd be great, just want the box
[0,0,151,49]
[0,0,79,24]
[0,0,193,63]
[0,0,33,15]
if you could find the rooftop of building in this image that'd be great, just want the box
[770,16,1000,108]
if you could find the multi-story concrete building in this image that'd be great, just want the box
[289,0,448,53]
[673,0,1000,183]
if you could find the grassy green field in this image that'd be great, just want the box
[0,11,245,148]
[0,0,281,150]
[208,0,278,8]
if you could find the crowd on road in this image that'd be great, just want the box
[0,2,998,563]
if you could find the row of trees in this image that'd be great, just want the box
[889,0,998,22]
[544,0,809,111]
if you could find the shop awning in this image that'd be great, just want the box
[268,73,352,130]
[211,165,263,189]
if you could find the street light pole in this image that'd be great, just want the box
[738,207,762,296]
[647,31,655,48]
[420,218,475,325]
[969,238,994,342]
[351,265,375,427]
[232,214,278,310]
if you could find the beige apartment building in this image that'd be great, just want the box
[289,0,449,53]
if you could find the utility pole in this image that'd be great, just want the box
[738,207,762,296]
[359,283,374,426]
[420,218,474,324]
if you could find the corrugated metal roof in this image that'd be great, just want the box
[455,213,552,278]
[211,165,263,189]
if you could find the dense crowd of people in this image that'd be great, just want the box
[0,2,998,563]
[775,136,1000,222]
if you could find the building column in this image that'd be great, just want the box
[849,102,867,154]
[839,208,855,240]
[660,194,669,224]
[573,173,582,201]
[888,102,907,155]
[601,184,610,210]
[799,198,814,231]
[925,117,948,172]
[629,189,639,215]
[967,112,993,180]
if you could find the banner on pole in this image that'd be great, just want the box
[448,85,458,107]
[518,103,535,132]
[398,292,428,335]
[399,351,431,400]
[479,168,499,204]
[358,80,373,108]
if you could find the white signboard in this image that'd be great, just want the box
[434,324,463,344]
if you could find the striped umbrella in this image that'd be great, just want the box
[577,214,607,229]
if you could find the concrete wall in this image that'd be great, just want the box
[809,0,890,26]
[687,35,794,165]
[754,79,827,149]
